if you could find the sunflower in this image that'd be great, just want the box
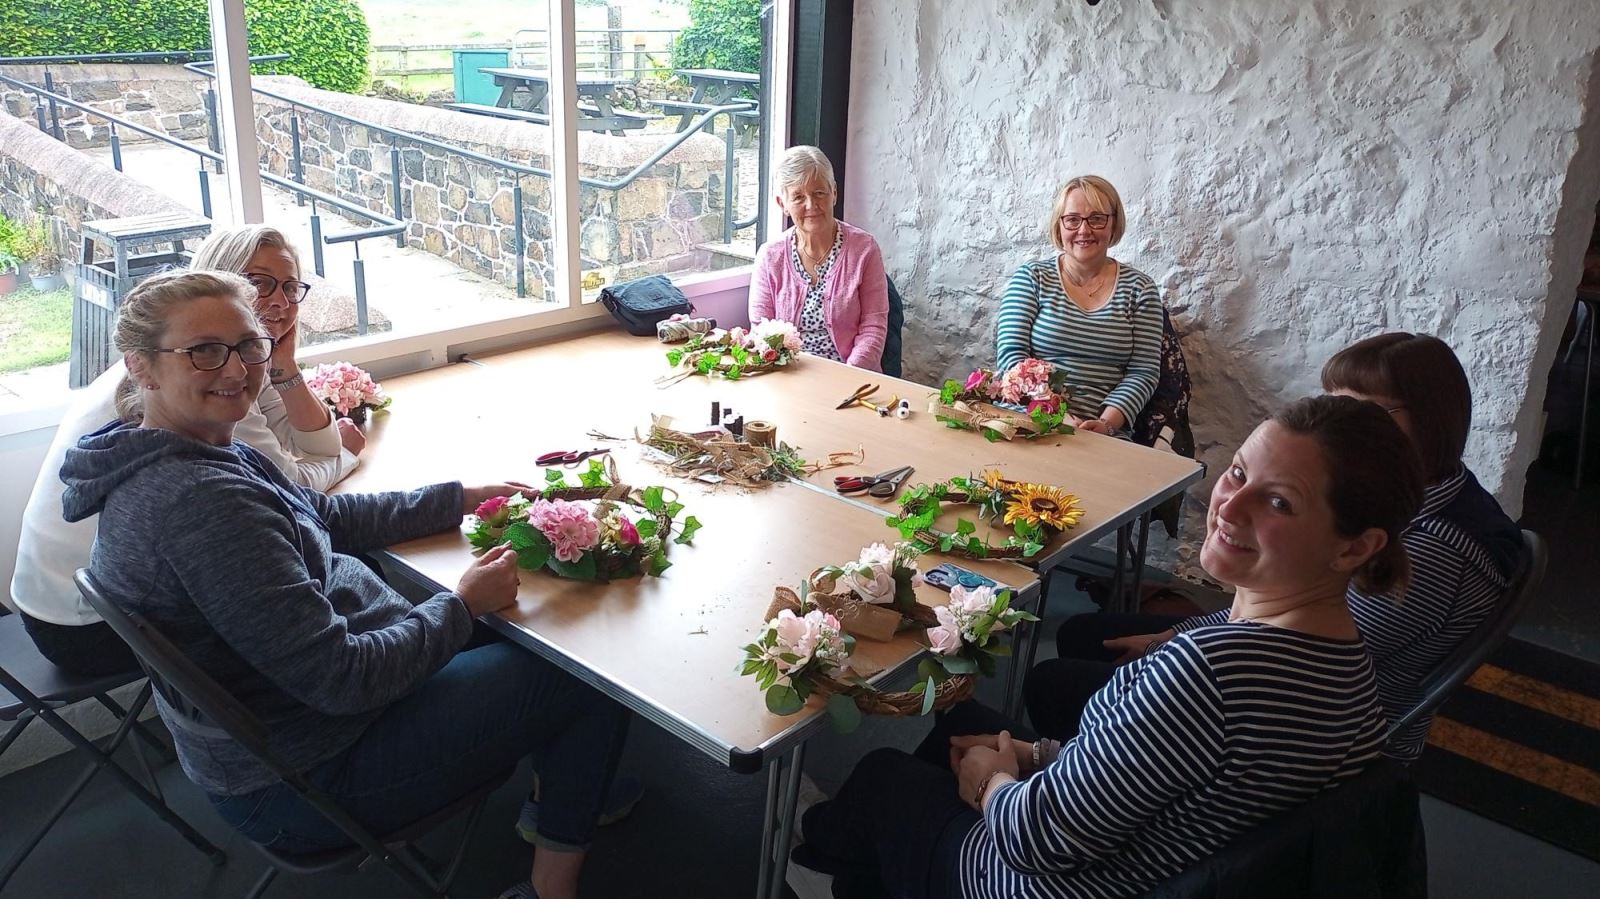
[980,469,1011,491]
[1003,483,1085,531]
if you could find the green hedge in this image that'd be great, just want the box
[0,0,370,94]
[674,0,762,75]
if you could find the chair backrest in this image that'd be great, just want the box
[1387,529,1548,738]
[1131,302,1193,456]
[881,275,905,378]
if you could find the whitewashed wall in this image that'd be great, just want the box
[846,0,1600,515]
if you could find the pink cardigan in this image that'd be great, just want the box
[749,220,889,371]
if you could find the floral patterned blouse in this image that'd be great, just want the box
[790,228,845,362]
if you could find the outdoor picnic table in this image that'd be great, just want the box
[475,66,646,135]
[667,68,762,134]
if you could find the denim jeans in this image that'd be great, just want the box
[210,642,630,855]
[19,611,139,676]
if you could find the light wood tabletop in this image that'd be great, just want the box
[336,352,1038,769]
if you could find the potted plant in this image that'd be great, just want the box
[15,220,63,291]
[0,248,20,297]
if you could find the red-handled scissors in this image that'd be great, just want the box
[536,448,610,467]
[833,466,915,498]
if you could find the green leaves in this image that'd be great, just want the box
[577,459,609,488]
[939,379,962,405]
[641,486,666,513]
[646,551,672,577]
[666,348,685,367]
[674,515,702,544]
[635,518,659,540]
[548,552,598,581]
[826,694,862,733]
[765,684,803,716]
[544,468,567,486]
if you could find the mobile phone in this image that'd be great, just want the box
[924,563,1002,592]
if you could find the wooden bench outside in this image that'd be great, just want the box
[656,98,756,133]
[448,101,649,133]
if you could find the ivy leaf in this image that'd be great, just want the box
[578,459,608,488]
[939,534,956,552]
[939,379,961,405]
[766,684,804,716]
[642,486,666,512]
[726,364,742,380]
[674,514,702,544]
[1022,541,1045,558]
[665,501,685,518]
[826,694,862,733]
[981,427,1003,443]
[966,537,989,557]
[956,518,977,536]
[544,468,567,486]
[646,551,672,577]
[666,349,685,367]
[696,354,717,374]
[635,518,659,540]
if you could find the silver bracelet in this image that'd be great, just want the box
[271,373,305,392]
[1031,740,1042,772]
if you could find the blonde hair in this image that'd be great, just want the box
[1047,175,1127,250]
[113,270,259,422]
[776,145,837,196]
[191,225,302,276]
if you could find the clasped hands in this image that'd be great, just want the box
[949,730,1025,811]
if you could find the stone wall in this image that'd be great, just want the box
[251,77,728,299]
[846,0,1600,516]
[0,63,210,148]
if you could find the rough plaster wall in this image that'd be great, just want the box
[846,0,1600,517]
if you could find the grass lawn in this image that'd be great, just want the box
[0,286,72,374]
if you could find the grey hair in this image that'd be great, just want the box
[191,225,301,276]
[776,145,836,196]
[113,270,259,422]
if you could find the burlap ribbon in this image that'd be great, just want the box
[924,398,1041,440]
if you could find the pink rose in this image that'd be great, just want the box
[963,370,988,393]
[927,624,963,655]
[844,569,896,604]
[474,495,511,526]
[762,348,779,363]
[729,326,748,345]
[1027,396,1060,415]
[617,516,641,546]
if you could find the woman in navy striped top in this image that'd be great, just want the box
[795,396,1423,898]
[1027,334,1523,763]
[995,175,1163,435]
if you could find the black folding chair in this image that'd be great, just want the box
[76,569,510,899]
[1388,529,1548,740]
[0,611,226,890]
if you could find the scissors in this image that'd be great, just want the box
[836,383,880,410]
[536,448,610,467]
[833,465,915,498]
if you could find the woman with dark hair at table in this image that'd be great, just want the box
[59,269,629,899]
[1026,333,1522,763]
[793,395,1421,898]
[995,175,1163,435]
[749,145,890,370]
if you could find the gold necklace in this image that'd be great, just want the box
[1061,257,1111,296]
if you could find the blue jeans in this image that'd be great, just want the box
[210,642,630,855]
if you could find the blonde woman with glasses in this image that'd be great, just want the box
[10,226,358,677]
[995,175,1163,435]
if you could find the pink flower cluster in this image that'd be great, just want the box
[748,318,803,357]
[927,585,1004,656]
[839,542,922,605]
[305,362,388,417]
[998,358,1056,406]
[766,608,849,674]
[527,498,601,563]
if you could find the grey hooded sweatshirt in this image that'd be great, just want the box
[61,422,473,796]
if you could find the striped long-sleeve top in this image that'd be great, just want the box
[960,623,1386,899]
[995,259,1164,424]
[1174,467,1521,762]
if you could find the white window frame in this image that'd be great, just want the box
[0,0,795,438]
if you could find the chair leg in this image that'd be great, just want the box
[0,715,33,757]
[243,865,279,899]
[94,690,173,761]
[0,671,225,887]
[436,792,492,893]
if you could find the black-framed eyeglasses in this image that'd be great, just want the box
[1384,404,1406,415]
[1060,213,1113,231]
[154,337,276,371]
[244,272,312,304]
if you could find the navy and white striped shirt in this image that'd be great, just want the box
[995,259,1163,423]
[1175,467,1519,761]
[960,623,1386,898]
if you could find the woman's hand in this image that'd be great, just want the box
[949,732,1034,775]
[268,321,300,383]
[461,482,538,515]
[1077,418,1113,435]
[336,419,366,456]
[958,730,1022,810]
[455,543,521,616]
[1103,628,1176,664]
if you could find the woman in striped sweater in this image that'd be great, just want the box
[794,396,1422,898]
[1026,333,1523,762]
[995,176,1163,435]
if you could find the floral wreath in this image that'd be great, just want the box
[663,319,802,381]
[740,545,1035,731]
[885,471,1084,560]
[465,459,701,581]
[929,358,1075,441]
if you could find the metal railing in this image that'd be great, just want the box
[185,59,758,298]
[0,61,400,334]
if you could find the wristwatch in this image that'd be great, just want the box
[271,373,305,392]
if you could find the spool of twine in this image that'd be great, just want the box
[745,419,777,448]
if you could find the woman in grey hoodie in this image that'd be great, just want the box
[61,270,626,899]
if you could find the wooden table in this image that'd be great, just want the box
[336,343,1040,899]
[669,68,761,134]
[476,67,645,135]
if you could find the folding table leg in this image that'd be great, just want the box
[1112,524,1132,613]
[1002,568,1052,721]
[754,744,807,899]
[754,758,781,899]
[0,671,225,890]
[1129,512,1152,609]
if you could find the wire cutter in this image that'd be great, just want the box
[836,383,880,410]
[833,465,915,498]
[536,448,610,467]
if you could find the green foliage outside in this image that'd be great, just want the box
[0,0,370,93]
[674,0,762,75]
[0,288,72,374]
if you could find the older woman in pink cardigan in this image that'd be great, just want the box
[750,146,890,371]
